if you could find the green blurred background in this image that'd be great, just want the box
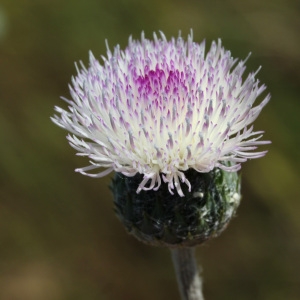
[0,0,299,299]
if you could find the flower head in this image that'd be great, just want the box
[52,31,270,197]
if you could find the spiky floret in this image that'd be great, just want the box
[52,31,270,196]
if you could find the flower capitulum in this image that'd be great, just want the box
[52,31,270,197]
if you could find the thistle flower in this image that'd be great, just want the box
[52,31,270,198]
[52,32,270,299]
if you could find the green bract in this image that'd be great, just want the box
[113,167,241,247]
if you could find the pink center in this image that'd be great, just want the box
[135,66,187,100]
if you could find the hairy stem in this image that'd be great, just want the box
[171,247,204,300]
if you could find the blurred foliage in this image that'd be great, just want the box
[0,0,299,299]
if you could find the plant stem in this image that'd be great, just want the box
[171,247,204,300]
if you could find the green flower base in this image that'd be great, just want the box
[112,167,241,247]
